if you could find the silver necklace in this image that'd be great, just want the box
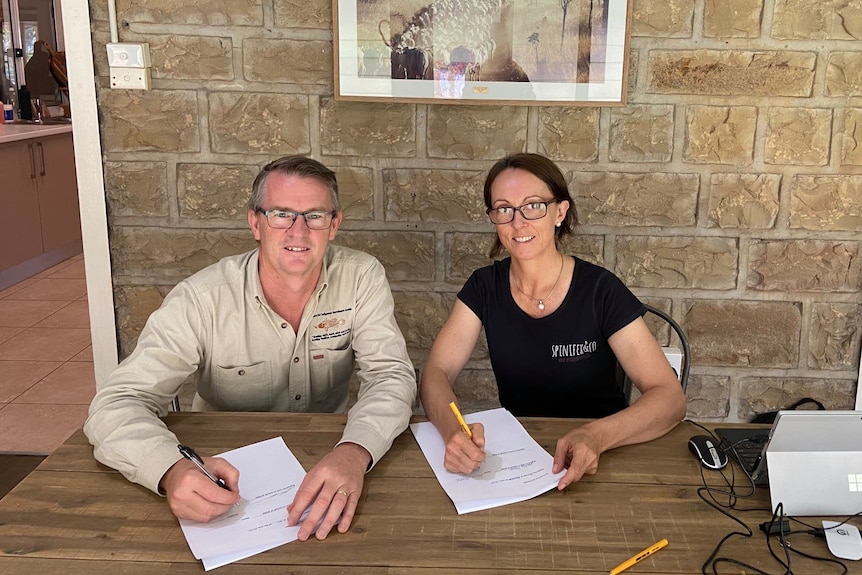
[513,255,564,311]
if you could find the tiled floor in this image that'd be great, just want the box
[0,253,93,454]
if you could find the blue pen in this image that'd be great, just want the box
[178,444,230,490]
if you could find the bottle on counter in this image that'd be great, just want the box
[18,85,32,120]
[3,103,12,123]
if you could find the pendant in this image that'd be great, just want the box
[537,300,545,311]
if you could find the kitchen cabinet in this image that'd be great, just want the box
[0,132,80,273]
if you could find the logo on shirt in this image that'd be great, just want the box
[311,307,352,341]
[551,341,597,362]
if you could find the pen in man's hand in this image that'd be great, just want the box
[178,444,230,490]
[609,538,668,575]
[448,401,473,439]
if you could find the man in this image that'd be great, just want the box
[85,156,417,541]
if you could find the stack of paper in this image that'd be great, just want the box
[177,437,307,570]
[410,407,566,514]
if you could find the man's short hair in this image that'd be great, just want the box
[248,155,341,212]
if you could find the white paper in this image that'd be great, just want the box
[177,437,307,570]
[410,407,566,514]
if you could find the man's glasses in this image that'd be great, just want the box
[258,209,336,230]
[486,199,559,225]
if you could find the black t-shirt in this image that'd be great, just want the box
[458,257,645,418]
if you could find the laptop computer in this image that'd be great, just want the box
[719,411,862,515]
[764,410,862,516]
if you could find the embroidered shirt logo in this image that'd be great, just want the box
[311,308,352,341]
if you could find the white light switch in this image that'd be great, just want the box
[110,67,152,90]
[106,43,151,68]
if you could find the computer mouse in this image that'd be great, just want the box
[688,434,728,470]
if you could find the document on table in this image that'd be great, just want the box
[177,436,307,571]
[410,407,566,514]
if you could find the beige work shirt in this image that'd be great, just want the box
[84,245,417,493]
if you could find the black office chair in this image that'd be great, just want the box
[616,304,690,404]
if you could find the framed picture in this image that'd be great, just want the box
[333,0,632,106]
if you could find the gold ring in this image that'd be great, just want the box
[336,489,348,497]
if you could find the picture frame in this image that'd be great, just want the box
[333,0,632,106]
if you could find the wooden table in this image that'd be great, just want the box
[0,414,850,574]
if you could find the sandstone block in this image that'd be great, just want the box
[333,231,434,281]
[178,163,259,221]
[574,172,698,226]
[842,109,862,165]
[650,50,815,97]
[748,240,861,292]
[446,233,498,283]
[608,105,674,163]
[703,0,762,38]
[393,291,474,364]
[631,0,695,37]
[684,105,756,165]
[451,370,500,410]
[686,300,801,368]
[105,162,169,217]
[320,98,416,157]
[765,107,832,166]
[789,175,862,232]
[559,235,605,267]
[684,375,731,419]
[537,107,599,162]
[427,106,527,160]
[244,39,331,85]
[334,166,373,220]
[111,227,256,280]
[772,0,862,40]
[101,89,199,153]
[737,377,857,420]
[274,0,331,29]
[808,303,862,370]
[114,285,170,356]
[826,53,862,97]
[209,92,310,154]
[128,34,233,80]
[616,237,738,289]
[707,173,780,229]
[115,0,262,26]
[383,169,487,223]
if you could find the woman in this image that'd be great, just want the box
[419,153,686,490]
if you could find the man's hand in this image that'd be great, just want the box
[160,457,241,522]
[553,427,602,490]
[287,442,371,541]
[443,422,486,474]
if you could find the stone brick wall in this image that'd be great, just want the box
[92,0,861,421]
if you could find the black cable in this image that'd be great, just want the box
[684,420,853,574]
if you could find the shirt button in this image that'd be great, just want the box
[238,369,245,376]
[293,357,299,363]
[295,394,301,401]
[281,322,288,329]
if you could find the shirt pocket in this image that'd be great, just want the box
[212,361,274,411]
[308,347,354,405]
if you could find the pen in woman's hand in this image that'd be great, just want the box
[178,444,230,490]
[449,401,473,439]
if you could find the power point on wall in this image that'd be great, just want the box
[110,67,151,90]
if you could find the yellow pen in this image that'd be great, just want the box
[448,401,473,439]
[609,539,668,575]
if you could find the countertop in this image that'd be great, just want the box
[0,122,73,144]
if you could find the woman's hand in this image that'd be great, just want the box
[553,426,602,490]
[443,422,486,474]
